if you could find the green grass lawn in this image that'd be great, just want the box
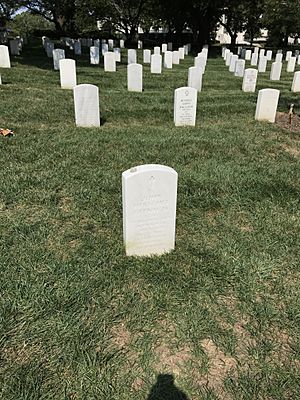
[0,40,300,400]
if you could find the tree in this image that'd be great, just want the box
[0,1,23,27]
[23,0,76,33]
[12,11,54,36]
[262,0,300,47]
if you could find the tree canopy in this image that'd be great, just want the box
[4,0,300,48]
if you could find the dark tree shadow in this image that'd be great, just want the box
[147,374,190,400]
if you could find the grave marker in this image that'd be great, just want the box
[143,49,151,63]
[255,88,279,123]
[104,52,116,72]
[0,45,11,68]
[270,62,282,81]
[90,46,100,64]
[242,68,258,92]
[291,71,300,92]
[188,66,203,92]
[151,54,162,74]
[73,84,100,127]
[229,55,238,72]
[287,57,296,72]
[172,51,180,65]
[127,63,143,92]
[164,51,173,69]
[174,87,197,127]
[122,164,178,257]
[234,60,245,77]
[128,49,137,64]
[53,49,65,70]
[59,59,77,89]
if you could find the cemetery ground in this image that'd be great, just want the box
[1,40,300,400]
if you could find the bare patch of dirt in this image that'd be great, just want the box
[131,376,145,391]
[110,322,132,349]
[275,112,300,134]
[197,338,236,398]
[154,343,192,376]
[280,143,300,158]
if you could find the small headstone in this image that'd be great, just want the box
[0,74,2,84]
[224,49,230,60]
[120,39,125,48]
[167,42,173,51]
[298,55,300,65]
[0,45,11,68]
[74,41,81,55]
[242,68,258,92]
[259,49,265,57]
[266,50,272,61]
[251,53,258,66]
[286,51,292,61]
[143,49,151,63]
[291,71,300,92]
[275,53,283,63]
[255,88,280,123]
[174,87,197,127]
[87,38,93,47]
[128,49,137,64]
[138,40,143,49]
[222,46,227,58]
[172,51,180,65]
[162,43,167,53]
[164,51,173,69]
[94,39,100,47]
[234,60,245,77]
[122,164,178,257]
[9,39,20,56]
[73,84,100,127]
[184,45,189,55]
[53,49,65,70]
[101,43,108,55]
[245,50,252,60]
[154,46,160,55]
[258,56,267,73]
[46,42,54,58]
[287,56,296,72]
[127,63,143,92]
[151,54,162,74]
[178,47,185,60]
[254,47,259,54]
[59,59,77,89]
[270,62,282,81]
[188,66,203,92]
[195,55,206,71]
[104,52,116,72]
[225,51,232,66]
[108,39,114,49]
[90,46,100,64]
[114,48,121,62]
[229,55,238,72]
[240,49,246,59]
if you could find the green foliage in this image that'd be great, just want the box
[11,12,54,36]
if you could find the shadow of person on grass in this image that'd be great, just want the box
[147,374,189,400]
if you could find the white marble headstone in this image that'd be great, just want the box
[120,39,125,48]
[59,59,77,89]
[122,164,178,257]
[195,55,206,72]
[53,49,65,70]
[138,40,143,49]
[242,68,258,92]
[229,55,238,72]
[225,51,232,66]
[258,56,267,73]
[101,43,108,55]
[127,63,143,92]
[287,57,296,72]
[104,52,116,72]
[73,84,100,127]
[162,43,167,53]
[234,60,245,77]
[178,47,185,60]
[164,51,173,69]
[154,46,160,55]
[128,49,137,64]
[270,62,282,81]
[275,53,283,63]
[251,53,258,66]
[172,51,180,65]
[151,54,162,74]
[174,87,197,127]
[286,51,292,61]
[167,43,173,51]
[188,66,203,92]
[266,50,272,61]
[224,49,230,60]
[90,46,100,64]
[108,39,114,49]
[255,88,279,123]
[0,45,11,68]
[114,48,121,62]
[143,49,151,63]
[245,50,252,60]
[291,71,300,92]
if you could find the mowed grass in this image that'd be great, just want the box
[0,39,300,400]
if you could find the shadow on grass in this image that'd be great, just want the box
[147,374,189,400]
